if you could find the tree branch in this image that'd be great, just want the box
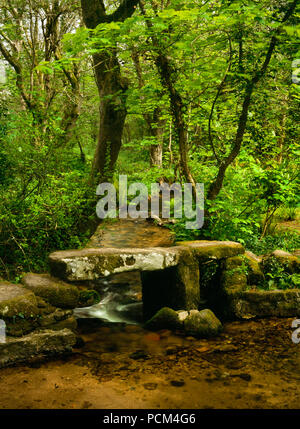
[0,40,33,110]
[207,0,298,201]
[110,0,139,22]
[81,0,139,28]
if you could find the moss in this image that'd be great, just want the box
[221,256,248,294]
[176,240,244,260]
[0,283,39,319]
[183,309,222,337]
[93,255,126,276]
[78,290,100,307]
[260,251,300,290]
[21,274,79,309]
[228,289,300,319]
[263,251,300,276]
[5,318,39,337]
[37,316,77,333]
[244,251,264,285]
[174,250,200,310]
[0,330,77,368]
[144,307,182,331]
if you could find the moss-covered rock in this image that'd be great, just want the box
[0,281,79,337]
[49,247,183,281]
[0,282,39,319]
[78,289,101,307]
[5,318,38,337]
[221,256,248,294]
[37,307,72,326]
[144,307,182,331]
[8,305,77,337]
[171,249,200,310]
[37,315,77,333]
[0,329,76,368]
[244,251,264,285]
[228,289,300,319]
[21,273,79,309]
[183,309,222,337]
[144,307,222,338]
[176,240,244,260]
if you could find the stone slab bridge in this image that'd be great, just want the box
[49,241,244,320]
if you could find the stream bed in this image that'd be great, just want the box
[0,315,299,409]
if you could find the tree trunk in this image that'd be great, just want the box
[131,49,164,168]
[150,141,163,167]
[92,51,128,181]
[156,51,196,192]
[81,0,139,182]
[139,0,196,195]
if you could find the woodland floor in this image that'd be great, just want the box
[0,317,299,409]
[276,220,300,234]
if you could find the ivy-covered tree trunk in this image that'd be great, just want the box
[81,0,139,182]
[92,50,128,180]
[150,135,163,168]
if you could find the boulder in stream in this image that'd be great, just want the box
[21,273,79,309]
[78,289,101,308]
[183,309,223,338]
[0,282,40,336]
[0,328,76,368]
[145,307,222,338]
[144,307,182,331]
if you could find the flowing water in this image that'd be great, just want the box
[74,272,144,324]
[75,218,175,325]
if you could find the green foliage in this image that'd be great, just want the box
[0,153,97,279]
[168,218,201,242]
[260,256,300,290]
[170,160,300,255]
[79,289,101,306]
[0,0,299,289]
[276,206,299,222]
[243,231,300,256]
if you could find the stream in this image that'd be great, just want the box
[0,219,299,409]
[74,272,144,325]
[75,218,175,325]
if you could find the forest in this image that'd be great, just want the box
[0,0,299,281]
[0,0,299,413]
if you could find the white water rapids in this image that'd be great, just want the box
[74,273,143,325]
